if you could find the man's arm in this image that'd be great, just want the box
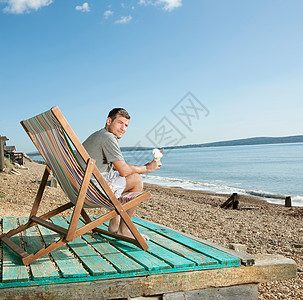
[112,160,161,177]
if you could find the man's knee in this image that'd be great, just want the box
[126,173,143,192]
[133,173,143,190]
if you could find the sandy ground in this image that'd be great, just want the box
[1,159,302,299]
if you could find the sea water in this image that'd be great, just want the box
[29,143,303,207]
[123,143,303,207]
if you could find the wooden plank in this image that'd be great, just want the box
[31,216,67,236]
[133,218,241,267]
[18,218,60,281]
[1,237,28,259]
[93,222,171,272]
[180,233,255,266]
[37,223,88,278]
[22,236,68,266]
[142,239,197,269]
[2,217,29,282]
[83,233,146,274]
[134,224,217,267]
[51,217,117,276]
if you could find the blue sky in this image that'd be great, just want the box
[1,0,302,153]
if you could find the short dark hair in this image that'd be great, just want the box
[107,108,130,121]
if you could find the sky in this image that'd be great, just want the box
[0,0,302,153]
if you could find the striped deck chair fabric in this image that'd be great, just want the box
[23,109,139,209]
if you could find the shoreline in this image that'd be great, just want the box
[1,159,302,298]
[29,157,303,207]
[143,177,303,208]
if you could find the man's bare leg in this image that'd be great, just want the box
[108,173,140,233]
[109,173,149,240]
[108,215,120,233]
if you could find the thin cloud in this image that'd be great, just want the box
[104,9,114,19]
[121,3,135,10]
[138,0,182,11]
[160,0,182,11]
[2,0,53,14]
[115,15,132,24]
[75,2,90,13]
[138,0,148,5]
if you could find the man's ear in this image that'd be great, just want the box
[106,117,112,126]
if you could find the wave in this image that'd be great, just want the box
[142,174,303,207]
[142,175,239,193]
[245,190,286,199]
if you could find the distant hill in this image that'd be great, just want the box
[175,135,303,149]
[122,135,303,151]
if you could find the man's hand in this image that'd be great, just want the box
[145,159,162,173]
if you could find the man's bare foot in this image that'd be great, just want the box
[108,216,120,233]
[117,228,150,241]
[108,226,118,234]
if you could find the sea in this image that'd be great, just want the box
[29,142,303,207]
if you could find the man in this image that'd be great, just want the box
[81,108,161,240]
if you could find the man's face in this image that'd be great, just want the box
[106,114,129,139]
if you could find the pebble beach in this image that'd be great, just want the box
[1,159,302,299]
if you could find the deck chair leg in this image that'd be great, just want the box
[66,158,96,241]
[81,209,92,224]
[23,237,67,265]
[29,165,51,219]
[38,202,74,221]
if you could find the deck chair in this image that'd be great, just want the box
[0,106,150,265]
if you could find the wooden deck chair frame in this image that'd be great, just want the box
[0,106,150,265]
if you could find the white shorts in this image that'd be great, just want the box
[105,170,126,198]
[92,170,126,199]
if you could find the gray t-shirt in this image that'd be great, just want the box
[81,128,124,176]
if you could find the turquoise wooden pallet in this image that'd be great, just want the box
[0,216,241,289]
